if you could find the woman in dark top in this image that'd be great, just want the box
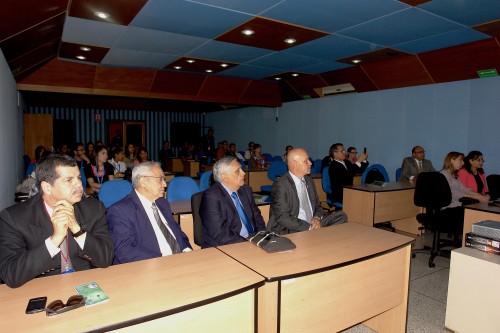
[84,146,114,194]
[457,150,489,198]
[134,147,151,165]
[85,141,96,161]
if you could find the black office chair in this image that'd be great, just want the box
[486,174,500,200]
[413,172,456,267]
[190,191,204,247]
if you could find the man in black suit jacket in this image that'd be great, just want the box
[328,143,369,204]
[0,155,114,288]
[267,148,346,235]
[200,156,266,248]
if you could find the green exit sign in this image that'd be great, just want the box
[477,69,498,78]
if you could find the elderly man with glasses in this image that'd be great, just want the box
[107,162,192,264]
[401,146,436,182]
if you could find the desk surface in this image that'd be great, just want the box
[344,181,414,193]
[464,201,500,214]
[0,248,263,333]
[218,222,413,282]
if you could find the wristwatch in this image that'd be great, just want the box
[72,228,86,238]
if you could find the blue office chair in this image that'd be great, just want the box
[361,164,389,185]
[167,176,200,202]
[262,153,273,163]
[98,180,133,208]
[260,160,288,193]
[272,155,283,162]
[321,167,342,209]
[199,171,213,191]
[26,163,36,177]
[310,159,322,174]
[23,155,31,175]
[395,168,402,182]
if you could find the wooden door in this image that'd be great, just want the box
[24,114,53,159]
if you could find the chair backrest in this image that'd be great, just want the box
[414,172,452,210]
[199,171,213,191]
[262,153,273,163]
[272,155,283,162]
[267,160,288,181]
[190,191,204,247]
[167,176,200,202]
[98,180,133,208]
[311,159,322,174]
[395,167,402,181]
[322,167,332,194]
[487,174,500,200]
[26,163,36,177]
[23,155,31,174]
[361,164,389,184]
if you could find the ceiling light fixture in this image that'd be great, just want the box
[284,38,296,44]
[274,77,282,81]
[174,66,182,70]
[186,59,195,63]
[242,29,255,36]
[76,55,86,60]
[95,12,110,19]
[292,73,299,77]
[205,69,213,73]
[352,59,361,64]
[80,46,91,52]
[220,63,228,68]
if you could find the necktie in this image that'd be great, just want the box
[300,179,313,223]
[60,234,74,274]
[417,160,423,174]
[151,203,181,254]
[231,192,254,236]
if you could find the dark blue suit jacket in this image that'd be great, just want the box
[200,183,266,248]
[107,190,192,264]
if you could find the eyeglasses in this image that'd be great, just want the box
[333,150,346,153]
[415,151,425,154]
[45,295,86,316]
[143,175,167,182]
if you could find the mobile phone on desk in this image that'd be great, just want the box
[25,296,47,314]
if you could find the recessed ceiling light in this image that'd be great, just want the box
[274,77,282,81]
[242,29,255,36]
[292,73,299,77]
[284,38,296,44]
[80,46,91,52]
[95,12,110,19]
[76,55,86,60]
[174,66,182,70]
[220,63,228,68]
[205,69,213,73]
[186,59,195,63]
[352,59,361,64]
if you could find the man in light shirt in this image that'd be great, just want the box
[107,162,192,264]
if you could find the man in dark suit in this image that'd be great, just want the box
[401,146,436,182]
[328,143,368,204]
[200,155,266,248]
[267,148,346,235]
[0,154,114,288]
[107,162,192,264]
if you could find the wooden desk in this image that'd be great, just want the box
[0,249,263,333]
[165,158,183,173]
[163,172,175,186]
[463,202,500,246]
[170,197,271,249]
[311,173,361,203]
[244,168,271,192]
[182,160,199,177]
[343,181,422,235]
[218,223,413,333]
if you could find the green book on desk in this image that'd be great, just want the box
[74,282,109,306]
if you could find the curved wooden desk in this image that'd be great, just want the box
[218,223,414,332]
[0,249,263,333]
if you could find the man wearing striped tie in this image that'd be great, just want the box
[401,146,436,182]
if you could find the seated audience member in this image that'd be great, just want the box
[60,143,70,156]
[216,141,228,160]
[84,146,115,194]
[346,147,358,164]
[85,141,96,161]
[73,142,90,169]
[440,152,489,239]
[200,156,266,248]
[244,141,255,160]
[227,143,245,162]
[0,154,114,288]
[200,128,216,159]
[401,146,435,182]
[158,140,174,170]
[283,145,293,162]
[135,147,151,165]
[249,143,268,168]
[108,147,127,177]
[458,150,489,198]
[31,145,46,164]
[178,142,193,160]
[107,162,192,264]
[328,143,368,204]
[267,148,347,235]
[321,148,333,171]
[124,143,136,169]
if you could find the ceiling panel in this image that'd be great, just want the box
[320,66,378,93]
[94,67,155,92]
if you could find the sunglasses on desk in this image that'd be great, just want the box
[45,295,86,316]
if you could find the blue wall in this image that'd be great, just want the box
[207,76,500,181]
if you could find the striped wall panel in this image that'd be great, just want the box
[27,107,203,162]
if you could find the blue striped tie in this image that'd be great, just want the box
[231,192,254,236]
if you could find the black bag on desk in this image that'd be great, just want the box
[249,231,296,253]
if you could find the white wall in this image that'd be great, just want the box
[207,76,500,181]
[0,51,24,210]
